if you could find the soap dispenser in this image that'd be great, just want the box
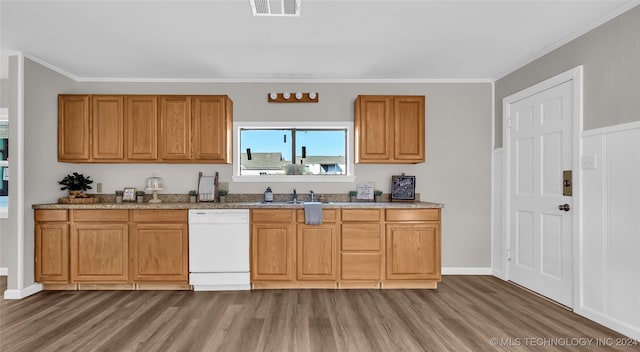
[264,186,273,203]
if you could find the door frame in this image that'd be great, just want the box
[502,66,583,311]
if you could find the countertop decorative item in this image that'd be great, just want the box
[374,190,383,202]
[122,187,136,202]
[57,172,98,203]
[349,190,357,202]
[197,171,218,202]
[115,190,124,203]
[391,174,416,202]
[145,173,164,203]
[357,182,374,201]
[58,172,93,196]
[218,189,228,203]
[136,191,145,203]
[189,190,197,203]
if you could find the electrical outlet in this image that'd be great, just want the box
[96,182,103,193]
[582,155,597,170]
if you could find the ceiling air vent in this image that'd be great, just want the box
[250,0,300,17]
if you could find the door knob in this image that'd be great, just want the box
[558,204,571,211]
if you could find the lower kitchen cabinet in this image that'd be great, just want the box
[296,209,338,281]
[35,210,69,284]
[131,225,187,281]
[131,210,188,283]
[339,209,382,288]
[71,220,129,283]
[385,223,440,280]
[384,209,441,286]
[35,209,190,290]
[251,210,295,282]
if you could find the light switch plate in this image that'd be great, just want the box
[96,182,103,193]
[582,155,597,170]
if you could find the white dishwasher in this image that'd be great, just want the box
[189,209,250,291]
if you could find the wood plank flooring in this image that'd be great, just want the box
[1,276,638,352]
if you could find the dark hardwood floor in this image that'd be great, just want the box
[1,276,638,352]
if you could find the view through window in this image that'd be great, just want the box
[239,128,347,176]
[0,112,8,217]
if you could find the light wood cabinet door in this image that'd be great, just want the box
[355,96,392,163]
[191,96,231,162]
[92,95,124,160]
[159,96,191,160]
[35,223,69,283]
[126,96,158,160]
[251,222,294,281]
[131,223,188,282]
[385,223,440,280]
[297,223,338,281]
[354,95,425,164]
[58,95,90,161]
[70,223,129,282]
[393,96,425,162]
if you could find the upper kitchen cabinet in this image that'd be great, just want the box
[58,94,233,163]
[191,96,232,163]
[126,96,158,160]
[92,95,124,160]
[354,95,425,164]
[58,95,90,161]
[159,96,191,161]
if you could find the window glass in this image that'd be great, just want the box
[240,128,347,176]
[0,118,7,218]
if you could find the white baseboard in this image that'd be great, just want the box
[3,283,43,300]
[0,267,8,276]
[492,268,506,280]
[580,307,640,341]
[442,267,492,275]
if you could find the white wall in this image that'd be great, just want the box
[17,58,492,295]
[581,123,640,340]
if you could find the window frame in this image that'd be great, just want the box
[232,121,355,183]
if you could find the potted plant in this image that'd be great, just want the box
[136,191,145,203]
[349,190,358,202]
[374,190,383,202]
[218,189,228,203]
[115,190,123,203]
[58,172,93,198]
[188,190,197,203]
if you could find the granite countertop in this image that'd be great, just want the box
[32,201,444,210]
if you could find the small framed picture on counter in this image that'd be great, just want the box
[123,187,136,202]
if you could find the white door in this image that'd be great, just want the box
[507,79,574,307]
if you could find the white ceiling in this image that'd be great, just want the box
[1,0,638,81]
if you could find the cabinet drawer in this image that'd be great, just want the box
[73,209,129,222]
[251,209,294,223]
[35,210,68,222]
[342,209,381,222]
[341,253,380,280]
[296,209,338,223]
[133,210,187,223]
[386,209,439,222]
[341,223,381,251]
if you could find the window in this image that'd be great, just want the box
[233,122,355,182]
[0,109,7,218]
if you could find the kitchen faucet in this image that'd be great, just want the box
[309,190,315,202]
[292,188,297,202]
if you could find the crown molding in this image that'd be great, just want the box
[16,53,492,84]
